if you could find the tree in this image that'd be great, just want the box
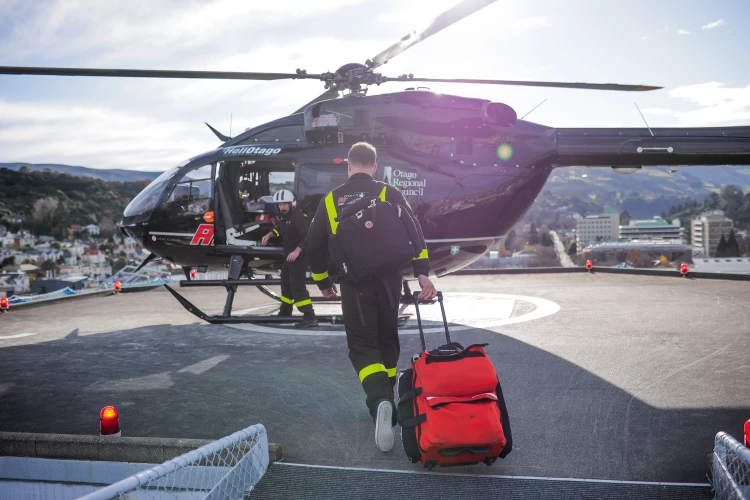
[567,242,578,256]
[113,257,128,274]
[40,259,58,277]
[51,241,61,250]
[620,210,631,226]
[1,256,15,268]
[527,223,540,245]
[504,230,516,251]
[725,229,740,257]
[716,234,728,257]
[541,232,553,247]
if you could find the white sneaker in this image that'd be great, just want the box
[374,400,395,452]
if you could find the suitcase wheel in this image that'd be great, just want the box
[424,460,437,471]
[484,457,497,467]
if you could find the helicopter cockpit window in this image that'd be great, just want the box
[236,126,304,144]
[164,163,214,215]
[123,160,187,217]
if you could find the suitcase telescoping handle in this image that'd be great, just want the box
[412,291,451,351]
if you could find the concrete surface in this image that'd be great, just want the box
[0,274,748,485]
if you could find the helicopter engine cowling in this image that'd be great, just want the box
[481,102,517,126]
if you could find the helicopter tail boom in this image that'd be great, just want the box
[554,125,750,167]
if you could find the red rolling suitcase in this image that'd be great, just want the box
[397,291,512,469]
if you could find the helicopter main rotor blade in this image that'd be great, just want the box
[0,66,323,81]
[293,88,340,114]
[390,76,662,91]
[369,0,497,69]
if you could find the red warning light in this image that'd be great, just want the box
[190,268,197,278]
[100,406,121,436]
[680,263,688,275]
[0,297,9,311]
[586,260,593,270]
[745,419,749,448]
[114,281,122,292]
[333,158,346,165]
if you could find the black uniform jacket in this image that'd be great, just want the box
[306,172,430,290]
[273,208,310,256]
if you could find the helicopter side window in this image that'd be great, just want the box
[164,163,214,215]
[296,164,349,214]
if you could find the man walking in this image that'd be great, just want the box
[306,142,436,452]
[261,189,318,329]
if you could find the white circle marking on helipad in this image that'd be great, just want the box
[226,292,559,336]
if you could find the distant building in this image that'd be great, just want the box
[6,214,24,224]
[70,224,83,233]
[82,249,106,265]
[691,211,733,257]
[619,217,684,242]
[0,272,30,294]
[0,224,7,237]
[38,235,56,243]
[31,276,89,294]
[576,209,620,246]
[83,224,100,235]
[692,257,750,274]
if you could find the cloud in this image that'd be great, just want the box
[640,35,648,40]
[642,108,674,116]
[701,19,726,30]
[676,29,690,35]
[668,82,750,126]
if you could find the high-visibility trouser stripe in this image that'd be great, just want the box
[280,296,294,304]
[379,186,387,201]
[413,248,429,260]
[359,363,387,383]
[312,271,329,281]
[273,229,279,236]
[295,299,312,308]
[325,193,338,234]
[386,367,397,378]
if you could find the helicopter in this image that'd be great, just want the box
[2,0,749,324]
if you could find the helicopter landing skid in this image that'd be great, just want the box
[164,284,409,326]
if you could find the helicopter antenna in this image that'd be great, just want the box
[634,102,654,137]
[229,113,233,138]
[520,98,547,120]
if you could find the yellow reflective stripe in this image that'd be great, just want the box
[386,367,397,378]
[312,271,329,281]
[379,186,387,202]
[280,296,294,304]
[272,229,279,235]
[413,248,429,260]
[325,193,338,234]
[358,363,387,383]
[295,299,312,308]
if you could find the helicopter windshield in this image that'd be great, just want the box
[123,160,188,217]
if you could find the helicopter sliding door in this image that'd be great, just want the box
[215,159,295,245]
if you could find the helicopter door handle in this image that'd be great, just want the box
[636,147,674,153]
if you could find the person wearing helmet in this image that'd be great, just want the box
[261,189,318,328]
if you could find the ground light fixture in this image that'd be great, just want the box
[100,406,121,436]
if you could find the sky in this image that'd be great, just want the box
[0,0,748,171]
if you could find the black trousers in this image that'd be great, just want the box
[340,272,402,418]
[280,253,314,317]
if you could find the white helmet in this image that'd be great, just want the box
[272,189,296,208]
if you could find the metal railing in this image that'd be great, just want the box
[79,424,268,500]
[712,432,750,500]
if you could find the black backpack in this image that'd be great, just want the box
[324,192,424,283]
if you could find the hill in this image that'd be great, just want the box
[526,165,750,222]
[0,163,162,182]
[0,168,149,239]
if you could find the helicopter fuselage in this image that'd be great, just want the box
[119,90,750,276]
